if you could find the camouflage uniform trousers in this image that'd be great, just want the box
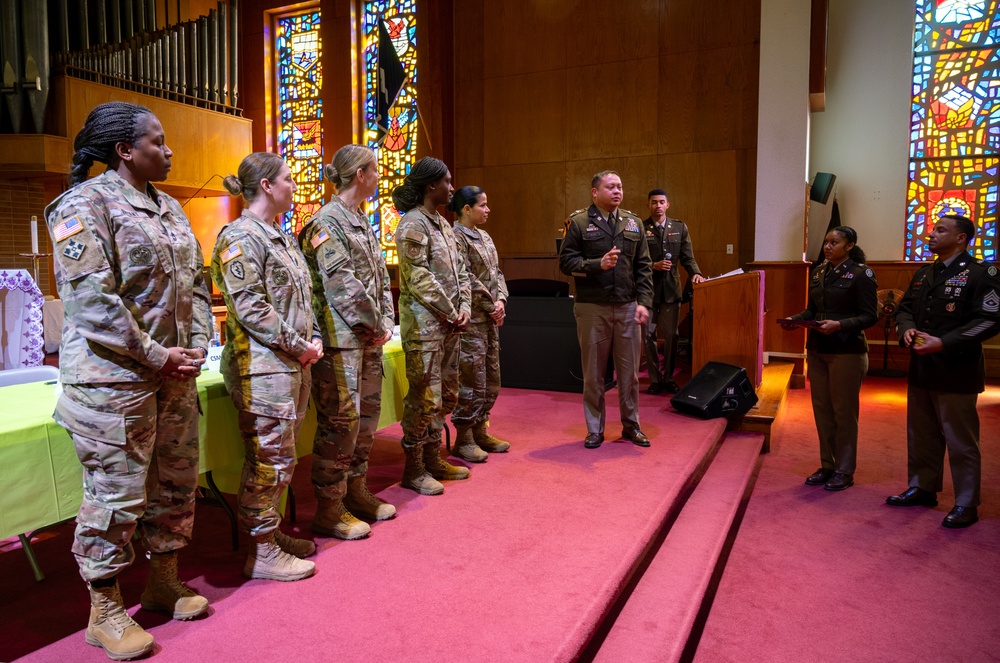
[55,380,199,582]
[400,331,460,449]
[227,370,311,536]
[310,345,384,500]
[451,321,501,428]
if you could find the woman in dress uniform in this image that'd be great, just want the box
[782,226,878,491]
[212,152,323,581]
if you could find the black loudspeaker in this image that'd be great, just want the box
[810,172,836,204]
[670,361,758,419]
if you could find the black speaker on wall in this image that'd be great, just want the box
[810,172,837,205]
[670,361,758,419]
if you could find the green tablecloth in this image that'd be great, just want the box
[0,340,405,541]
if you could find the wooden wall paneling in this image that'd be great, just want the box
[565,0,659,67]
[322,0,355,157]
[454,0,484,82]
[483,71,567,166]
[453,76,484,170]
[482,1,569,79]
[564,156,659,221]
[238,0,272,152]
[749,260,810,387]
[662,0,760,53]
[497,256,568,285]
[452,167,484,191]
[483,162,567,256]
[416,0,453,165]
[564,57,659,161]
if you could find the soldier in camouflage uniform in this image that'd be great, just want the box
[46,102,211,661]
[212,152,324,582]
[447,186,511,463]
[299,145,396,539]
[392,157,473,495]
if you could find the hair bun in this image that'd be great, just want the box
[323,164,338,183]
[222,174,242,196]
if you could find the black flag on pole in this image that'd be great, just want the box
[376,17,407,144]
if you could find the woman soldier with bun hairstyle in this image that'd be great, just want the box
[298,144,396,540]
[46,101,212,660]
[211,152,323,582]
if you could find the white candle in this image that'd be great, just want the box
[30,215,38,254]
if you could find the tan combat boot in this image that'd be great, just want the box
[452,425,488,463]
[86,582,155,661]
[344,475,397,520]
[401,444,445,495]
[312,497,372,540]
[244,532,316,581]
[140,551,209,620]
[473,421,510,453]
[424,441,471,481]
[274,529,317,558]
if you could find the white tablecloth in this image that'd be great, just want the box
[0,269,44,370]
[42,298,64,354]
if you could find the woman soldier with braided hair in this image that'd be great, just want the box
[393,157,472,495]
[45,102,213,660]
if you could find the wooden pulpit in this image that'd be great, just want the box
[691,271,765,388]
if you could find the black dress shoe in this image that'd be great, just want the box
[664,380,680,394]
[823,472,854,492]
[805,468,834,486]
[646,383,664,395]
[623,429,651,447]
[886,486,938,507]
[942,505,979,529]
[584,433,603,449]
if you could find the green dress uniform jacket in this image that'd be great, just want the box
[45,170,213,384]
[896,252,1000,393]
[792,258,879,354]
[298,195,394,348]
[559,204,653,307]
[642,216,701,304]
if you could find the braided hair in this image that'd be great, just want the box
[391,156,448,212]
[831,225,867,264]
[70,102,153,185]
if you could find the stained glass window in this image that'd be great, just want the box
[274,9,323,235]
[907,0,999,261]
[363,0,418,265]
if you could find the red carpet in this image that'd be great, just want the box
[4,386,726,663]
[693,377,1000,663]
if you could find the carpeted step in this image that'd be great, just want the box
[591,432,764,663]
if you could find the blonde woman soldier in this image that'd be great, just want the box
[447,186,511,462]
[211,152,323,581]
[298,145,396,540]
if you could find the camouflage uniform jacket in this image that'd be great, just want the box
[395,207,472,340]
[298,195,394,348]
[454,223,508,325]
[44,170,212,384]
[211,209,316,376]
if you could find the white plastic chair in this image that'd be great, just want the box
[0,365,58,388]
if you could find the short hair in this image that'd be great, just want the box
[942,214,976,244]
[70,102,155,185]
[223,152,286,202]
[591,170,620,189]
[648,188,668,200]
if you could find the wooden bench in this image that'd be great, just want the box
[727,360,794,453]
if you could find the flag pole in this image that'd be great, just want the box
[414,98,433,152]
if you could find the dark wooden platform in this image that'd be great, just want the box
[727,360,794,453]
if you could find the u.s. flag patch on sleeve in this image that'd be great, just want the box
[52,216,83,242]
[220,243,243,264]
[311,229,330,248]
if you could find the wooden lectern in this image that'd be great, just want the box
[691,271,765,388]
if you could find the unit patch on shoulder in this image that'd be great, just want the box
[230,260,246,280]
[866,268,874,278]
[983,289,1000,313]
[311,229,330,249]
[989,265,998,277]
[63,238,86,260]
[220,243,243,264]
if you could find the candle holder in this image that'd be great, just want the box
[19,253,51,289]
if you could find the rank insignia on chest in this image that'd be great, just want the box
[945,287,952,295]
[220,243,243,264]
[311,229,330,248]
[53,216,83,242]
[945,271,969,287]
[130,245,153,265]
[946,302,956,312]
[625,219,641,233]
[63,238,86,260]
